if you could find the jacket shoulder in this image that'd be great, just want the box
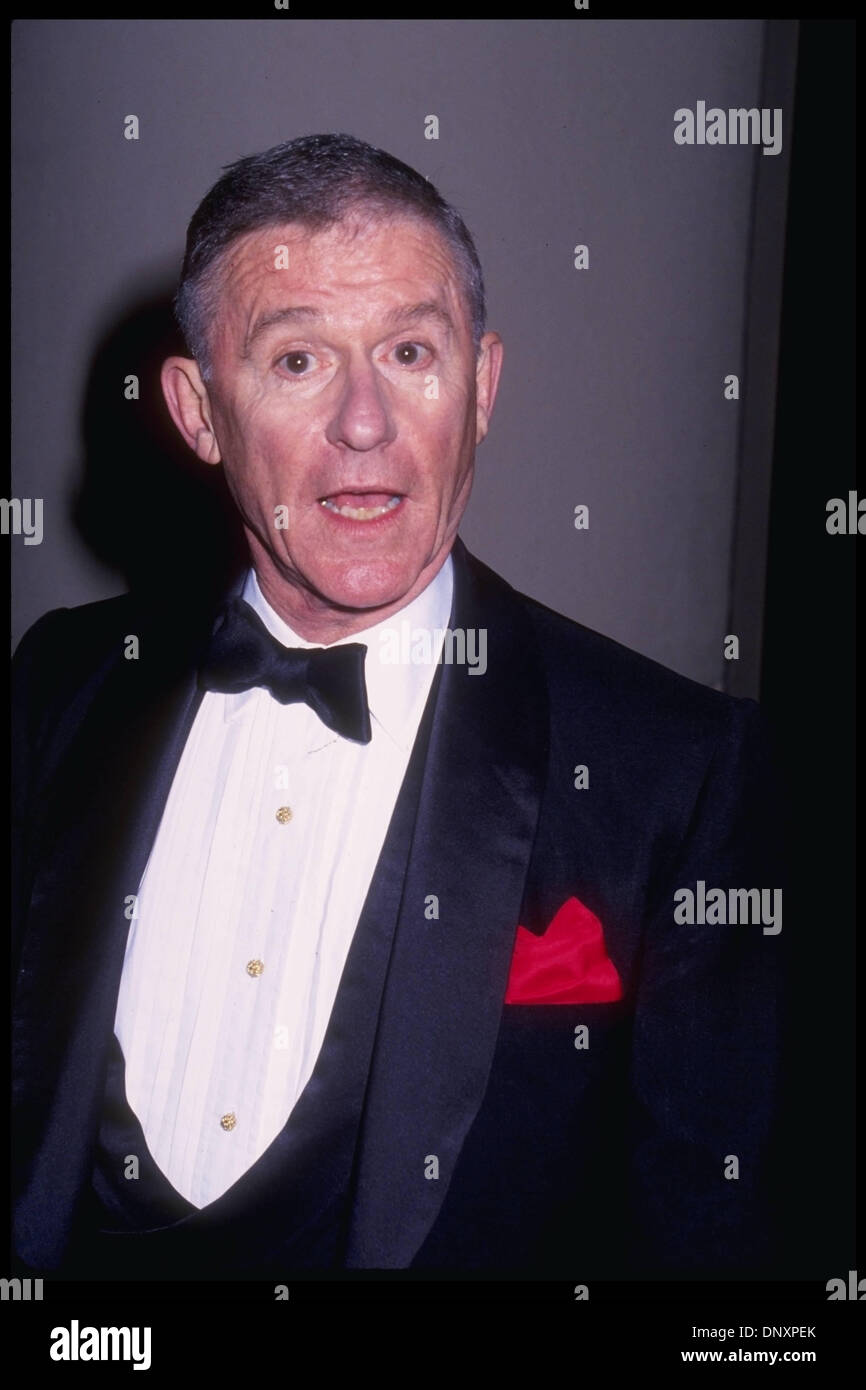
[523,589,747,724]
[460,543,757,747]
[504,582,776,878]
[14,592,141,663]
[13,593,142,699]
[12,593,156,757]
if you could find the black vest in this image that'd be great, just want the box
[60,671,441,1280]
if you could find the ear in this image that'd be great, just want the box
[474,332,504,446]
[160,356,222,464]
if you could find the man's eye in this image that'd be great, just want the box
[393,342,427,366]
[279,351,313,375]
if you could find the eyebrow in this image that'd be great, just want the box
[241,299,455,357]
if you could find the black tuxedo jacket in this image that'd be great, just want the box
[11,539,782,1278]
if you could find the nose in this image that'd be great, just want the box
[325,357,397,453]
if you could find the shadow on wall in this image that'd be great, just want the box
[72,290,248,607]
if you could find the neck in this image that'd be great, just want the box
[249,550,455,645]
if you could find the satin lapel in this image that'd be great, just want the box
[345,540,549,1268]
[12,593,223,1269]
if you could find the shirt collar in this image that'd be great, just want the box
[232,556,454,751]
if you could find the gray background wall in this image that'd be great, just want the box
[11,18,795,692]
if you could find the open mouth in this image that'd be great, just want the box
[318,492,403,521]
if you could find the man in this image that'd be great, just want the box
[11,133,782,1280]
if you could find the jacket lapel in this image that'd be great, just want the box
[345,539,548,1267]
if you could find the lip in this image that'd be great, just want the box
[317,490,406,526]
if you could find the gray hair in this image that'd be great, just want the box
[174,132,487,381]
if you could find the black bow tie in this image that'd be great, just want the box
[199,597,372,744]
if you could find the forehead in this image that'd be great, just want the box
[215,213,466,331]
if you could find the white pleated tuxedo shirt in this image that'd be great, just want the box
[114,556,453,1209]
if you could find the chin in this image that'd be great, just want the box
[317,559,422,615]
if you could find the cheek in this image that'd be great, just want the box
[220,398,301,493]
[413,392,474,470]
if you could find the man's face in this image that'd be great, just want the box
[163,211,502,633]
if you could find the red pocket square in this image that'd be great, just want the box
[504,896,623,1005]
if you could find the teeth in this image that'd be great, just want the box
[320,495,402,521]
